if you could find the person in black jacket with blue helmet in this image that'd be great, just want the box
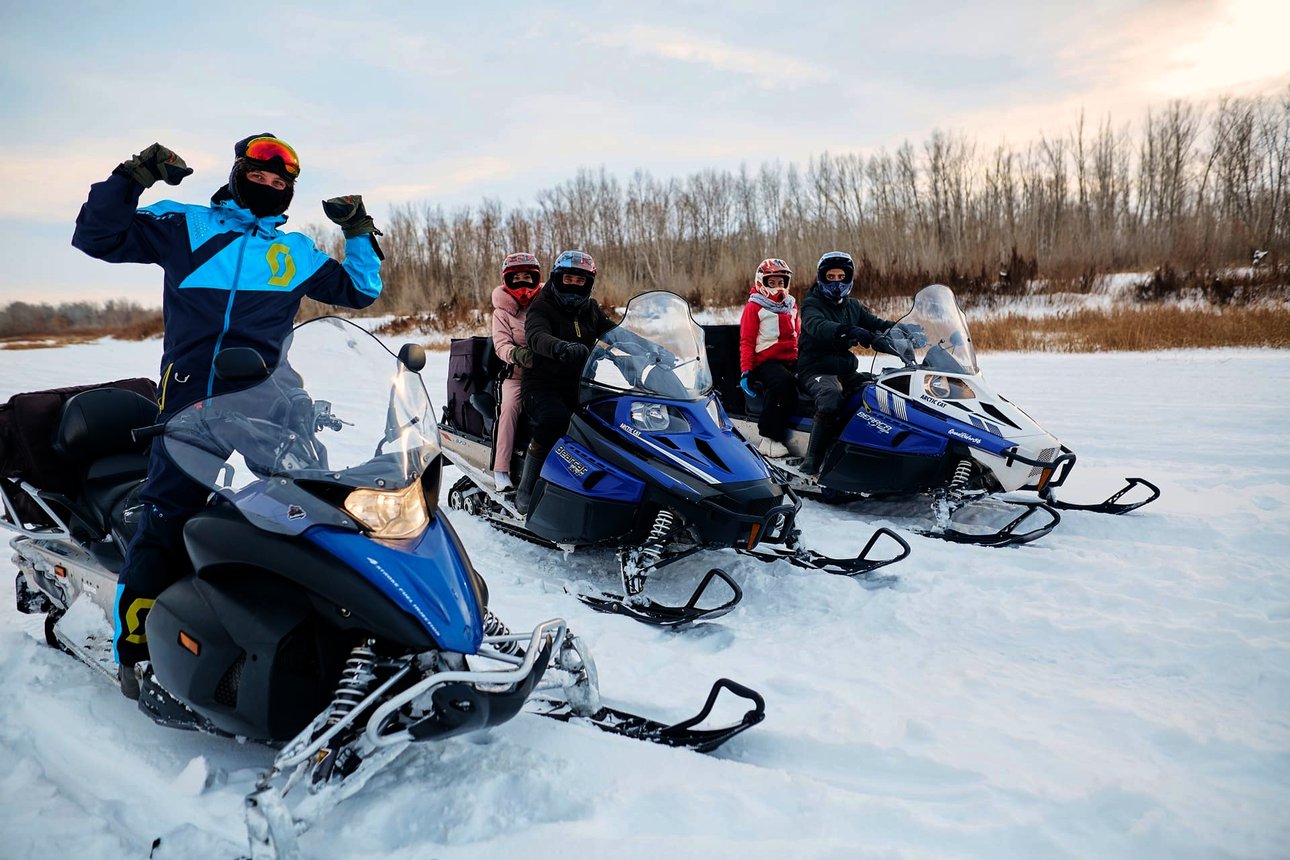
[72,134,384,697]
[514,250,615,513]
[797,251,926,474]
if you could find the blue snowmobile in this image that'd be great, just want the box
[439,291,909,628]
[708,284,1160,547]
[2,316,765,857]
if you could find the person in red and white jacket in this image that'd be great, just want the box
[738,258,799,457]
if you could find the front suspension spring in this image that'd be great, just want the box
[484,609,522,656]
[325,641,377,727]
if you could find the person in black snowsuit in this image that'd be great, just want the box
[797,251,925,474]
[515,250,616,513]
[71,135,385,697]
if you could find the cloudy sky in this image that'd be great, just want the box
[2,0,1287,305]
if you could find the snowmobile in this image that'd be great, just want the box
[708,284,1160,547]
[1,316,765,860]
[438,290,909,628]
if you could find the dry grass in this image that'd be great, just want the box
[973,306,1290,352]
[0,333,105,350]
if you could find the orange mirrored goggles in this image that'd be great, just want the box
[243,137,301,177]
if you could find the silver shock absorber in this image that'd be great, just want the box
[484,609,522,656]
[622,509,677,596]
[326,640,377,727]
[948,459,974,501]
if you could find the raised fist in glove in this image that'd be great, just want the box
[510,345,534,369]
[555,340,590,366]
[322,195,382,238]
[114,143,193,188]
[739,371,758,398]
[892,322,928,348]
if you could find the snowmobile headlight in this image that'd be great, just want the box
[344,481,429,539]
[630,401,672,432]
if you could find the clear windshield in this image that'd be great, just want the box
[581,291,713,401]
[874,284,979,374]
[162,317,439,534]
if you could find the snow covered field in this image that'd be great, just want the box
[0,338,1287,859]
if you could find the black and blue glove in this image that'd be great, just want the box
[739,372,757,397]
[893,322,928,348]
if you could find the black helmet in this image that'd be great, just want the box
[815,251,855,302]
[548,250,597,310]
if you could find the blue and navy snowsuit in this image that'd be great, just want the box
[72,172,383,664]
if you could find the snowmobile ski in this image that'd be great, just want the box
[1045,477,1160,515]
[741,525,911,576]
[530,677,765,753]
[916,498,1062,547]
[574,566,742,627]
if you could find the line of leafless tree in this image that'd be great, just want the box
[0,299,161,339]
[355,89,1289,317]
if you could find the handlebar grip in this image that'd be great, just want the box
[131,423,166,443]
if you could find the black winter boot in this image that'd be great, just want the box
[803,415,836,476]
[515,445,547,515]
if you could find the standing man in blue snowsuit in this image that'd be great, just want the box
[71,134,385,698]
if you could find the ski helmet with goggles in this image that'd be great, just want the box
[501,252,542,306]
[754,258,793,301]
[228,133,300,218]
[815,251,855,302]
[548,250,597,310]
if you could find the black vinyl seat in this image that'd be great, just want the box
[53,388,158,537]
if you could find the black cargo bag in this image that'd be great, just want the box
[444,337,502,438]
[0,377,157,527]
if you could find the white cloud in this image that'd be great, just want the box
[589,25,831,90]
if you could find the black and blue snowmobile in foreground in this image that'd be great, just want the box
[708,284,1159,547]
[438,291,909,628]
[1,316,765,859]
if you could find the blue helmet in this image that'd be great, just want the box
[548,250,597,310]
[815,251,855,302]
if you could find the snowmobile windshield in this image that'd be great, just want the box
[581,290,714,402]
[162,316,440,534]
[878,283,979,374]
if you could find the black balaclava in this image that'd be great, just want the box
[226,132,296,218]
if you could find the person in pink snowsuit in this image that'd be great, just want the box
[490,252,542,490]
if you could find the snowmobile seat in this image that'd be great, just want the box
[53,387,157,536]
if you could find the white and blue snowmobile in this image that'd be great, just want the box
[708,284,1160,547]
[438,291,910,628]
[1,316,765,859]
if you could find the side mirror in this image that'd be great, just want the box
[214,348,269,382]
[398,343,426,373]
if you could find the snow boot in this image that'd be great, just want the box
[758,437,790,458]
[803,416,836,475]
[514,446,547,515]
[118,662,141,701]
